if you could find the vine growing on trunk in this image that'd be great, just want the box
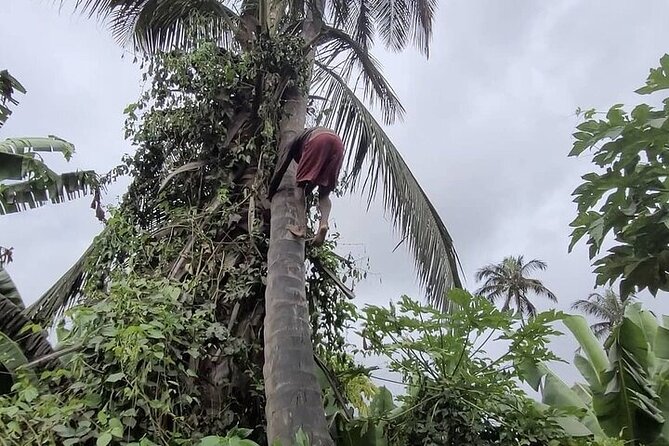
[0,39,366,445]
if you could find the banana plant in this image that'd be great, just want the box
[0,68,99,216]
[522,304,669,445]
[0,69,25,128]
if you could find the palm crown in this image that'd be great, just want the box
[475,255,557,318]
[53,0,461,311]
[571,288,635,339]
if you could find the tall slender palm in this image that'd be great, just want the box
[52,1,461,444]
[475,256,557,318]
[571,288,634,339]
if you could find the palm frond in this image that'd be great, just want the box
[526,278,557,302]
[0,294,54,364]
[0,330,34,392]
[521,297,538,318]
[406,0,436,56]
[521,258,548,274]
[345,0,375,50]
[475,285,505,302]
[0,267,24,310]
[317,26,405,125]
[312,61,461,309]
[373,0,410,52]
[474,264,505,282]
[571,299,614,321]
[68,0,240,53]
[590,321,612,340]
[326,0,351,28]
[26,243,95,327]
[0,70,27,129]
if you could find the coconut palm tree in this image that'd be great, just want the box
[46,2,462,444]
[475,256,557,318]
[571,288,634,339]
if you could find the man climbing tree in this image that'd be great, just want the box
[269,127,345,246]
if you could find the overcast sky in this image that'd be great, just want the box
[2,0,669,392]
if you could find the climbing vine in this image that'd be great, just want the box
[0,38,362,445]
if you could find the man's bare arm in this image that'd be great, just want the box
[268,129,314,200]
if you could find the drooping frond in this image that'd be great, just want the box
[405,0,437,57]
[331,0,437,56]
[317,26,405,125]
[0,169,99,216]
[590,321,612,340]
[526,278,557,302]
[572,298,614,321]
[0,137,99,215]
[373,0,410,52]
[26,243,95,327]
[0,267,24,310]
[571,288,632,339]
[475,284,505,302]
[0,70,26,129]
[518,295,537,318]
[68,0,240,53]
[341,0,375,50]
[0,294,54,364]
[312,61,461,309]
[520,258,548,274]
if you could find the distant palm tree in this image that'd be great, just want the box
[475,255,557,318]
[571,288,634,339]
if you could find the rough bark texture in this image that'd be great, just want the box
[263,3,333,443]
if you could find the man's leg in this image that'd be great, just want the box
[312,188,332,246]
[287,182,311,238]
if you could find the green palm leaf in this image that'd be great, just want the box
[571,289,633,339]
[312,60,461,309]
[0,267,24,310]
[318,26,405,125]
[0,294,54,366]
[69,0,240,52]
[26,244,94,327]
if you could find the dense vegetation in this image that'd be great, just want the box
[2,3,669,445]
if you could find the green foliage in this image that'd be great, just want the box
[525,304,669,445]
[0,275,241,444]
[569,54,669,298]
[0,39,362,445]
[197,428,261,446]
[356,289,588,445]
[0,68,98,216]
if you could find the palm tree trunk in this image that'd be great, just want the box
[262,1,333,444]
